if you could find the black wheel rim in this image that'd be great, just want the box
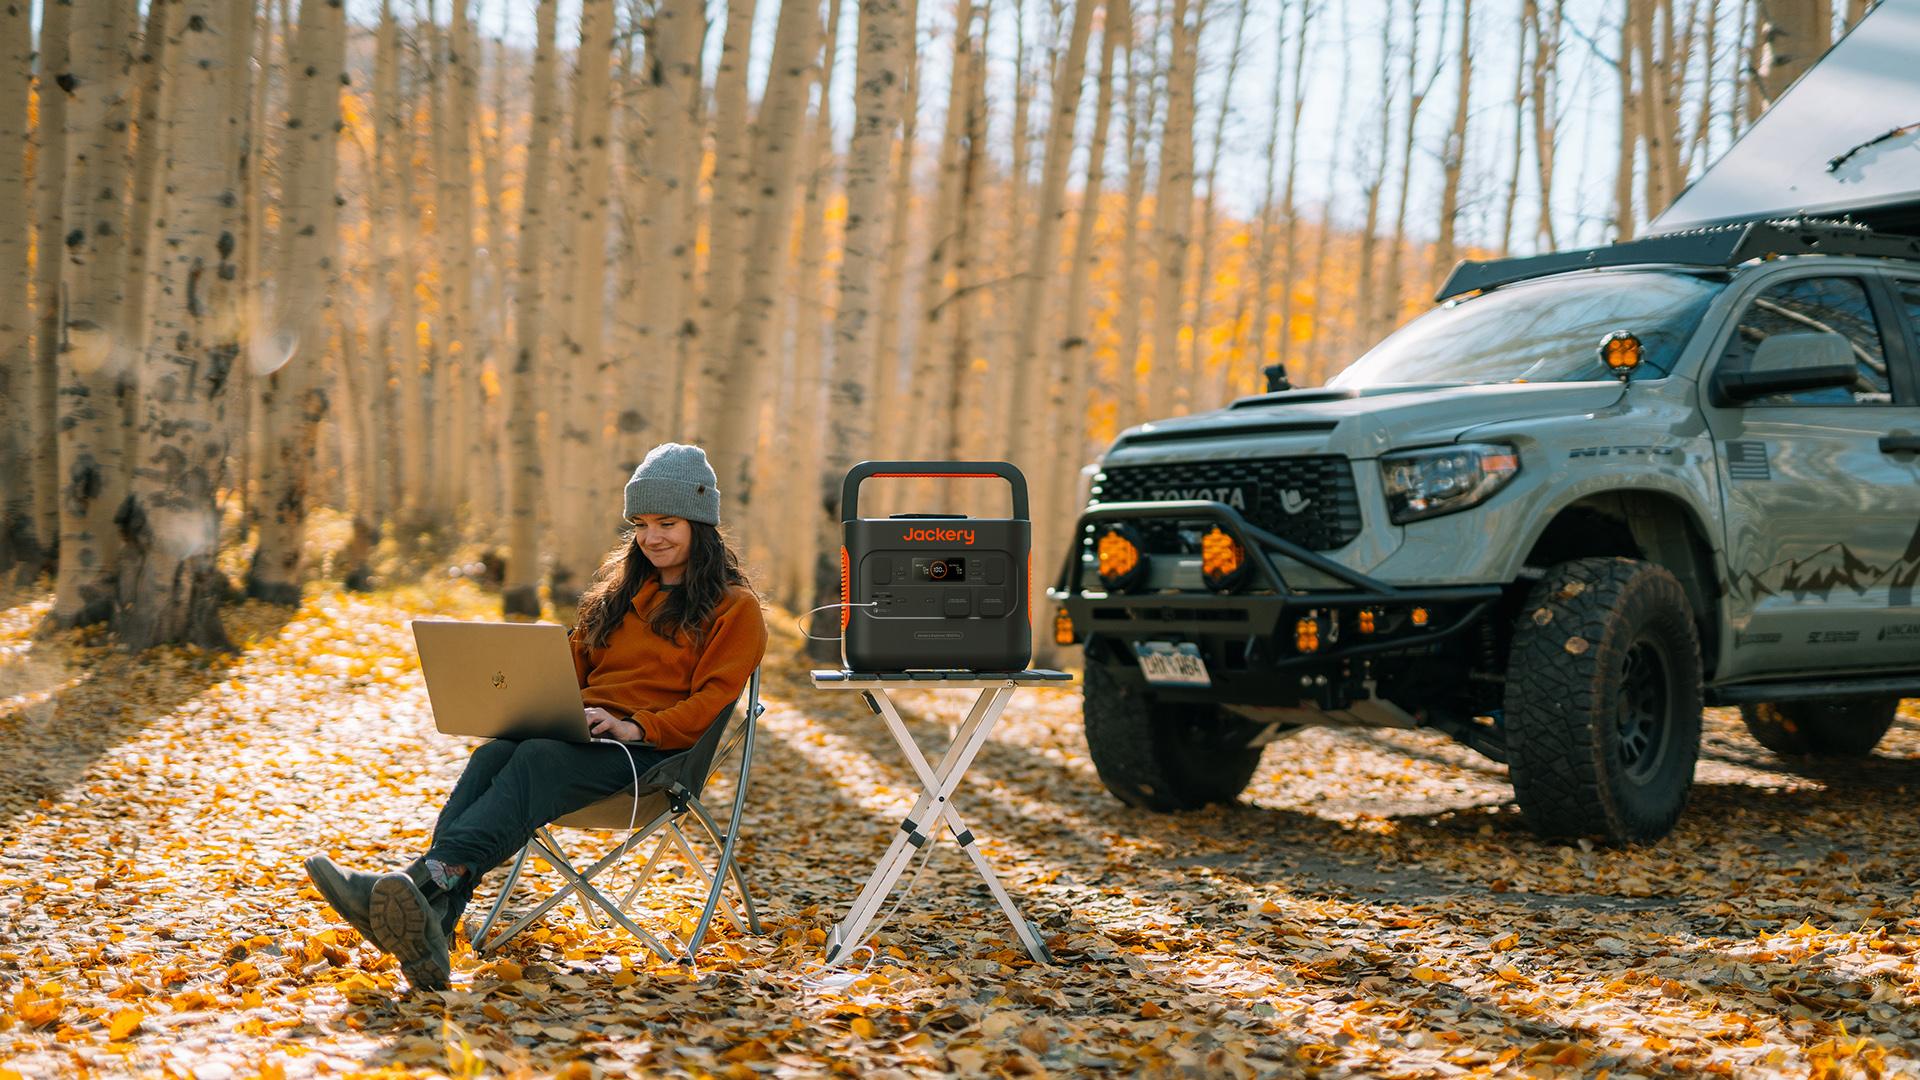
[1616,638,1672,783]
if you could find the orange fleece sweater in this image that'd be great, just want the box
[569,579,768,750]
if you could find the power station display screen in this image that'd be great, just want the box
[912,557,967,582]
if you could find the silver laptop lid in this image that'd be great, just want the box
[411,620,589,741]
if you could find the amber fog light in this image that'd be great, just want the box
[1200,526,1250,593]
[1411,606,1430,628]
[1054,606,1077,646]
[1094,524,1149,592]
[1357,608,1377,634]
[1294,616,1321,653]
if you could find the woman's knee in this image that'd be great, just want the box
[504,737,574,771]
[471,739,518,770]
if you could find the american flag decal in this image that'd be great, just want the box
[1726,440,1772,481]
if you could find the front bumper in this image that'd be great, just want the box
[1049,500,1501,696]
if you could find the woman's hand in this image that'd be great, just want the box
[585,706,645,743]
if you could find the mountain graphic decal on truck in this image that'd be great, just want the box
[1730,521,1920,607]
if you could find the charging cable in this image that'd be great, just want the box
[590,730,645,833]
[796,602,877,643]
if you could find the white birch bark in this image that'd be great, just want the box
[1112,0,1160,429]
[115,0,241,648]
[123,0,172,366]
[867,0,920,461]
[909,0,976,460]
[691,0,759,439]
[50,0,137,628]
[246,0,343,604]
[639,0,703,444]
[0,0,30,570]
[25,0,72,581]
[503,0,558,618]
[705,0,820,543]
[1146,0,1196,417]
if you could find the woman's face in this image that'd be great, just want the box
[631,515,694,579]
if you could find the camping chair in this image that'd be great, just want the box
[469,668,766,965]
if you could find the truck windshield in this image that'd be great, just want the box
[1328,271,1725,387]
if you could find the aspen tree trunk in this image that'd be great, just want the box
[693,0,759,440]
[236,0,276,524]
[1060,0,1120,469]
[1632,0,1666,215]
[247,0,343,605]
[606,2,656,485]
[1433,0,1470,285]
[372,0,404,524]
[1352,0,1391,353]
[869,0,921,463]
[1614,4,1637,240]
[1380,0,1443,341]
[1268,0,1313,378]
[123,0,172,371]
[985,0,1033,454]
[503,0,558,618]
[0,0,29,570]
[1496,8,1525,256]
[1007,0,1094,659]
[1525,0,1560,250]
[1303,0,1350,383]
[449,2,493,531]
[1247,0,1285,381]
[551,0,615,612]
[1686,0,1718,174]
[1112,0,1161,430]
[910,0,976,460]
[1185,0,1249,395]
[810,0,907,662]
[388,13,429,532]
[707,0,820,546]
[1753,0,1821,108]
[50,0,138,629]
[637,0,702,445]
[116,0,240,649]
[438,1,477,520]
[778,0,846,610]
[1147,0,1197,417]
[333,309,377,590]
[940,4,989,459]
[1005,0,1096,469]
[24,0,73,583]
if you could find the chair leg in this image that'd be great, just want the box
[689,797,763,935]
[473,845,531,956]
[532,835,678,964]
[617,833,675,912]
[477,823,665,956]
[536,829,601,929]
[667,823,749,934]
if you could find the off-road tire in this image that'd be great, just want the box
[1082,661,1264,811]
[1505,557,1702,845]
[1739,698,1899,757]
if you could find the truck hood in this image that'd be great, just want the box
[1103,382,1626,464]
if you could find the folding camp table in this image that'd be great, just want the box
[810,668,1073,967]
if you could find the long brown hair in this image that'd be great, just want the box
[573,522,755,651]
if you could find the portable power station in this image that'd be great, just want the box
[839,461,1032,672]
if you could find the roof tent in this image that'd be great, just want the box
[1650,0,1920,237]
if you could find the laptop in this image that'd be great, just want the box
[411,620,599,742]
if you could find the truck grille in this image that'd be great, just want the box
[1091,455,1364,552]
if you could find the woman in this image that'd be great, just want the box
[305,443,768,992]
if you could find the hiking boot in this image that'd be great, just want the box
[368,872,452,993]
[304,855,382,944]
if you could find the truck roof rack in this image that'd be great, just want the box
[1435,218,1920,303]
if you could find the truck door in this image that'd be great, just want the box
[1701,272,1920,677]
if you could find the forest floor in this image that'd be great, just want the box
[1,571,1919,1079]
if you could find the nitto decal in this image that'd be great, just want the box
[1807,629,1862,645]
[1567,445,1680,459]
[1730,523,1920,607]
[1725,440,1772,481]
[1734,630,1782,647]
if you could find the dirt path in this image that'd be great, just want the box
[1,581,1916,1077]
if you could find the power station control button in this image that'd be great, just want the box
[984,556,1006,585]
[943,593,972,617]
[979,593,1007,618]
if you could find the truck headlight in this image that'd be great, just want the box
[1380,443,1520,523]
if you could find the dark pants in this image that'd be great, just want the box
[424,738,674,933]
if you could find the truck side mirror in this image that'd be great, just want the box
[1263,363,1292,393]
[1711,330,1858,405]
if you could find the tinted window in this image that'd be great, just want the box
[1716,276,1891,405]
[1329,271,1724,388]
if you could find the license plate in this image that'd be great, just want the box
[1131,641,1211,687]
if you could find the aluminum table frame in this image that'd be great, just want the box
[809,669,1072,967]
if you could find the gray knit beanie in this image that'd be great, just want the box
[623,443,722,525]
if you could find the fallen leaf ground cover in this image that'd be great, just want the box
[1,576,1918,1078]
